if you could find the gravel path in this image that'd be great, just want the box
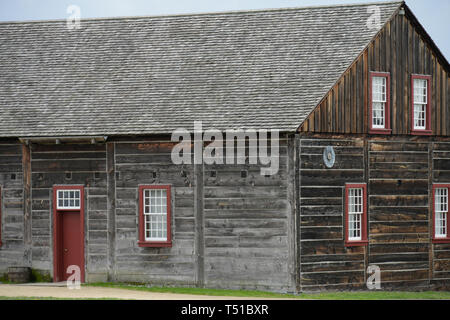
[0,284,283,300]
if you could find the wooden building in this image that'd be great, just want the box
[0,1,449,292]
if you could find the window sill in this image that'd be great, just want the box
[345,240,368,247]
[369,128,392,135]
[411,129,432,136]
[432,238,450,244]
[138,241,172,248]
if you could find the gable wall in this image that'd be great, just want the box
[299,11,450,136]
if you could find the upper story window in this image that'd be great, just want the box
[138,185,172,247]
[433,184,450,243]
[369,72,391,134]
[345,184,368,247]
[411,75,432,135]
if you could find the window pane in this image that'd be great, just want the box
[414,104,426,129]
[435,188,448,238]
[143,188,168,241]
[348,188,363,241]
[372,102,385,128]
[57,189,81,209]
[413,78,428,130]
[414,79,427,104]
[372,77,386,102]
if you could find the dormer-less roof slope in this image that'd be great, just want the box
[0,1,402,137]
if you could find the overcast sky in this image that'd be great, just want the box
[0,0,449,60]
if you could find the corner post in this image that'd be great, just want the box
[22,143,32,268]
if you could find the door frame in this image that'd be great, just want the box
[52,185,85,282]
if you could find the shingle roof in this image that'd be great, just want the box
[0,1,402,137]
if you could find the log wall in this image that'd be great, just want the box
[202,136,295,292]
[0,144,25,273]
[0,137,295,290]
[30,143,108,280]
[299,135,450,291]
[432,142,450,289]
[1,135,450,292]
[113,141,197,285]
[368,140,430,289]
[299,137,367,291]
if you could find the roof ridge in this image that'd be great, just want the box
[0,1,404,25]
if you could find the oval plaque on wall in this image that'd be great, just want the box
[323,146,336,168]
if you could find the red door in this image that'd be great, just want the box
[61,212,82,281]
[53,186,85,282]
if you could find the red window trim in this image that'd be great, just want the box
[369,72,392,135]
[52,185,85,282]
[411,74,432,136]
[138,185,172,248]
[345,183,368,247]
[432,184,450,244]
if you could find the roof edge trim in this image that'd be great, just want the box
[0,1,404,25]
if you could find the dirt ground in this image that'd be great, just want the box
[0,284,281,300]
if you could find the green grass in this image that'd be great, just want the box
[86,282,298,299]
[85,282,450,300]
[0,296,124,300]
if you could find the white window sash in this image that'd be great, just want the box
[56,189,81,210]
[143,189,168,242]
[413,79,428,130]
[372,76,387,129]
[435,188,448,239]
[348,188,364,241]
[372,102,386,129]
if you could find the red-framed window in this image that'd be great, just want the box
[345,184,368,247]
[369,72,391,134]
[138,185,172,248]
[433,184,450,244]
[411,74,432,135]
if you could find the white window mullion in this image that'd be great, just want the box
[143,188,168,242]
[435,188,448,239]
[57,189,81,209]
[413,78,428,130]
[372,76,387,129]
[348,188,363,241]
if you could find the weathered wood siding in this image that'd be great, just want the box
[299,136,450,291]
[203,137,294,292]
[2,137,295,291]
[0,144,24,272]
[113,141,197,285]
[432,142,450,289]
[368,140,430,289]
[299,11,450,136]
[299,137,367,291]
[30,143,108,280]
